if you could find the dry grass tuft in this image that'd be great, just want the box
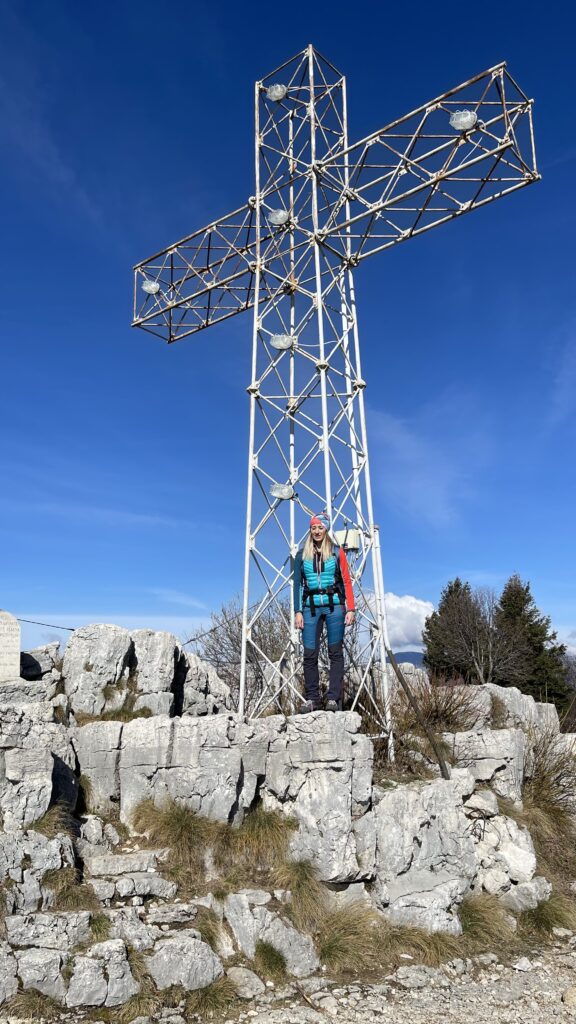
[33,803,76,839]
[42,866,101,913]
[367,680,483,784]
[274,859,327,934]
[317,901,384,974]
[116,988,162,1024]
[518,890,576,938]
[194,907,224,951]
[90,912,112,941]
[5,988,62,1020]
[458,893,515,950]
[490,693,508,729]
[253,939,288,982]
[132,798,297,893]
[185,976,238,1017]
[77,774,94,814]
[501,729,576,882]
[229,806,297,872]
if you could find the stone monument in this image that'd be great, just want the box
[0,610,20,682]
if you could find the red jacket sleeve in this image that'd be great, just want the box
[338,548,355,611]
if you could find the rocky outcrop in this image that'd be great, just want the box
[369,772,477,934]
[1,617,572,1013]
[0,702,77,830]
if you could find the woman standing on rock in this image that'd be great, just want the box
[293,514,355,712]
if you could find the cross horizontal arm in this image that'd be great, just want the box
[133,202,259,342]
[132,61,538,344]
[316,64,539,264]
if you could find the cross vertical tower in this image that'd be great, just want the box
[132,46,538,728]
[239,47,390,721]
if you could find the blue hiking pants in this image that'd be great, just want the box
[302,603,345,704]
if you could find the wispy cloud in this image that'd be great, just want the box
[0,8,100,222]
[147,588,207,610]
[369,393,493,528]
[549,333,576,426]
[2,498,191,530]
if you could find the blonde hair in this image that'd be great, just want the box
[302,532,333,562]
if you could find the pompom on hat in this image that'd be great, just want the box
[310,513,330,531]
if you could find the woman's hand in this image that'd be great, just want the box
[345,610,355,627]
[294,612,304,630]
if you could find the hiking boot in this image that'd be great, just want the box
[326,699,340,712]
[299,699,317,714]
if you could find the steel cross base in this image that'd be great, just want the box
[132,46,538,735]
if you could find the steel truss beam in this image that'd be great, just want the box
[132,46,538,732]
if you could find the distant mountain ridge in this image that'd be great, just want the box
[393,650,424,667]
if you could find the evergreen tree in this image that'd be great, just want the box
[422,578,474,680]
[495,574,569,710]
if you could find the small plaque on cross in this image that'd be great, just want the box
[0,609,21,682]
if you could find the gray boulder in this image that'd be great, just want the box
[443,728,525,803]
[222,895,318,976]
[119,714,241,825]
[5,911,92,950]
[72,720,123,814]
[0,944,19,1006]
[0,703,77,830]
[180,650,233,716]
[0,829,76,914]
[15,947,66,1002]
[145,933,223,990]
[500,876,552,912]
[66,939,140,1008]
[130,629,178,715]
[371,776,478,934]
[227,966,266,999]
[242,711,374,883]
[63,624,133,716]
[105,907,161,951]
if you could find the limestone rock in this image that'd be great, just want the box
[5,911,92,950]
[119,714,241,825]
[145,933,223,990]
[72,720,123,814]
[443,728,525,803]
[245,711,374,883]
[0,829,76,914]
[105,907,161,951]
[15,947,66,1002]
[84,850,162,876]
[371,777,477,934]
[63,624,133,716]
[484,683,560,737]
[19,643,61,684]
[254,906,319,977]
[0,703,77,830]
[131,629,178,695]
[500,876,552,912]
[145,902,198,926]
[66,939,140,1008]
[0,943,19,1005]
[474,813,537,886]
[114,873,177,900]
[180,650,233,716]
[227,965,266,999]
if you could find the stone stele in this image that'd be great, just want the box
[0,610,20,683]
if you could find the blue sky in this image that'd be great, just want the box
[1,0,574,654]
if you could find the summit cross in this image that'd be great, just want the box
[132,45,538,734]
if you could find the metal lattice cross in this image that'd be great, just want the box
[132,46,538,738]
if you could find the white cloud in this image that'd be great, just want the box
[384,592,434,650]
[146,588,208,610]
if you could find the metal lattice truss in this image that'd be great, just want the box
[133,47,538,728]
[133,58,537,342]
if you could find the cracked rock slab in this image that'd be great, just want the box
[145,933,223,990]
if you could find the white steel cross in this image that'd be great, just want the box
[132,45,538,735]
